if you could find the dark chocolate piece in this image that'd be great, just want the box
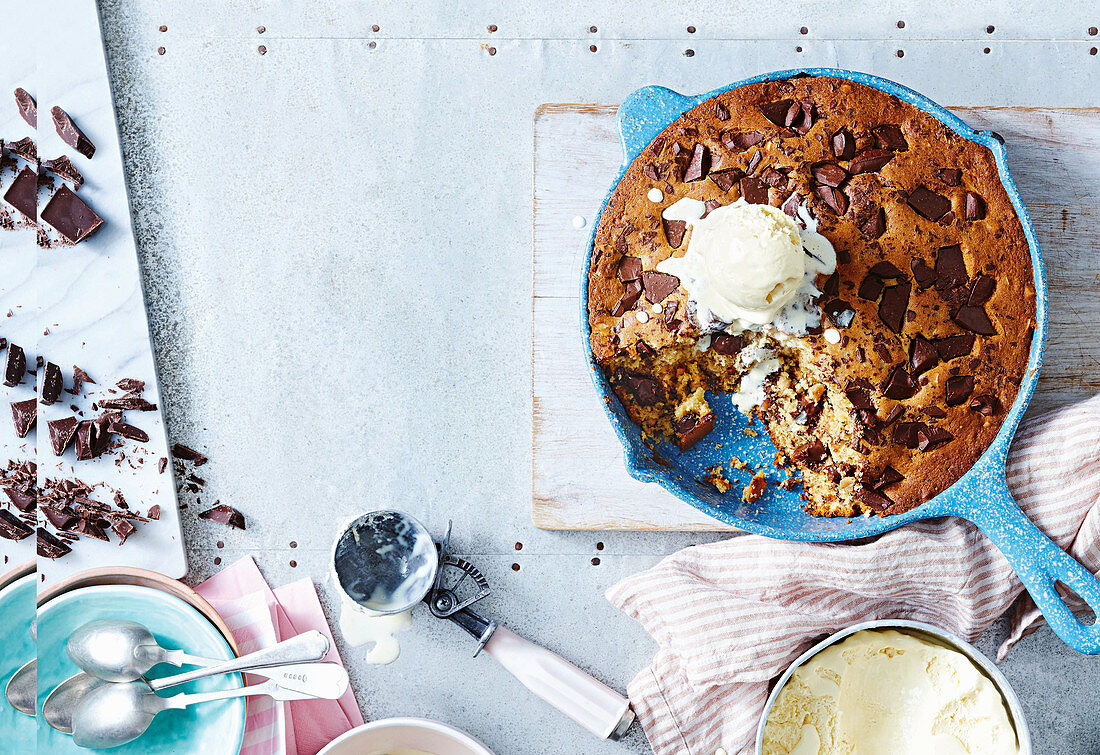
[148,504,162,519]
[856,487,892,512]
[760,99,794,126]
[610,279,643,316]
[859,207,886,239]
[624,375,662,406]
[38,527,73,558]
[4,344,26,387]
[721,131,763,151]
[811,163,848,187]
[41,185,104,243]
[3,487,34,513]
[964,192,986,221]
[740,176,769,205]
[932,333,975,361]
[617,256,642,282]
[893,421,926,448]
[198,504,246,530]
[11,399,36,438]
[42,361,64,405]
[916,425,954,451]
[675,412,715,451]
[14,88,36,127]
[116,378,146,392]
[934,245,967,290]
[877,282,911,333]
[663,218,687,248]
[48,416,79,456]
[967,274,995,306]
[51,105,96,159]
[0,510,33,541]
[848,148,894,174]
[98,396,157,411]
[872,124,908,151]
[909,336,939,375]
[641,271,680,303]
[5,136,36,163]
[969,394,1000,416]
[711,333,745,356]
[953,305,996,335]
[42,506,77,531]
[41,155,84,190]
[831,129,855,160]
[108,420,149,442]
[111,518,137,545]
[815,185,848,214]
[4,166,38,222]
[882,366,919,400]
[906,186,951,221]
[873,465,904,490]
[945,375,975,406]
[171,443,208,465]
[683,143,710,182]
[709,168,743,193]
[938,168,961,186]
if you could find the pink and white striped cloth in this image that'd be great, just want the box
[607,394,1100,755]
[195,557,364,755]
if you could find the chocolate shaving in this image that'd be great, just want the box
[172,443,208,465]
[99,396,158,411]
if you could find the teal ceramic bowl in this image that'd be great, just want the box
[37,585,246,755]
[0,573,37,754]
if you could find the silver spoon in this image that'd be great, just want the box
[46,629,331,734]
[72,672,347,749]
[67,619,220,681]
[4,659,35,716]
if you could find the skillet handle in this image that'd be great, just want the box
[963,480,1100,655]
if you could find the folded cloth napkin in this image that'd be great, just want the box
[607,394,1100,755]
[195,557,364,755]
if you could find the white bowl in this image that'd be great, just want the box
[318,718,495,755]
[754,619,1031,754]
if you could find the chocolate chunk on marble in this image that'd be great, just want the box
[38,527,72,558]
[41,185,104,243]
[4,344,26,387]
[48,416,79,456]
[4,166,38,222]
[0,510,33,541]
[51,105,96,159]
[14,87,36,127]
[11,399,36,438]
[42,155,84,190]
[42,361,63,405]
[5,136,36,163]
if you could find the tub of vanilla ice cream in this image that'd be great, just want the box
[756,620,1030,755]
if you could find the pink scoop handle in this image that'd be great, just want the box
[483,625,634,739]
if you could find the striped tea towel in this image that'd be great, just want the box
[195,557,364,755]
[607,393,1100,755]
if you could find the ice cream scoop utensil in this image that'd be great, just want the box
[332,513,634,741]
[4,659,35,716]
[71,675,344,749]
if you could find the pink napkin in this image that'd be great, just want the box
[194,557,364,755]
[607,394,1100,755]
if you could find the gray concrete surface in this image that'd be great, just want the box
[98,2,1100,752]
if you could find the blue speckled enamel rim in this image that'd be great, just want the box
[580,67,1046,539]
[582,70,1100,655]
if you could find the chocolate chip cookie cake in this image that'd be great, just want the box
[587,75,1036,517]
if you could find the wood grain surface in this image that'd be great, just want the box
[533,104,1100,531]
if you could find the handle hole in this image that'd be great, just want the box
[1055,581,1098,626]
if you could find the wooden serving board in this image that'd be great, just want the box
[532,103,1100,531]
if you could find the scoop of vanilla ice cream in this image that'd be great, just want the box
[657,201,805,326]
[761,629,1020,755]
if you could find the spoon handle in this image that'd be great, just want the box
[158,678,334,710]
[147,630,329,691]
[161,650,217,668]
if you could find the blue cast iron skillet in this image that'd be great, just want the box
[580,68,1100,654]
